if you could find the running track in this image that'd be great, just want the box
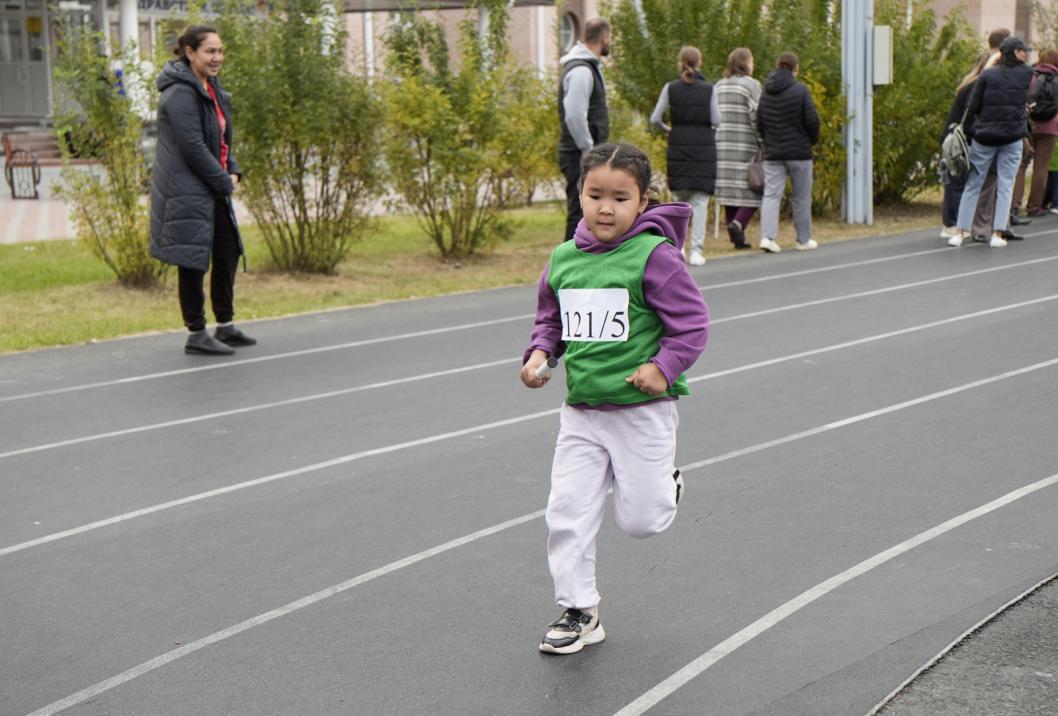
[3,223,1058,715]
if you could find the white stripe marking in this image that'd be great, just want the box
[25,467,1058,715]
[4,269,1055,461]
[615,472,1058,716]
[0,358,519,460]
[24,509,547,716]
[1,239,1004,404]
[3,308,1057,560]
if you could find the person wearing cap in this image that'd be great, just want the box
[950,36,1034,248]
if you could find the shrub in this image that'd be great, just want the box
[52,25,166,289]
[382,0,553,259]
[215,0,383,274]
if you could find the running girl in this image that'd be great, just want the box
[521,143,710,654]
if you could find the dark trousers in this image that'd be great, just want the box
[559,149,583,242]
[942,170,967,228]
[178,198,239,332]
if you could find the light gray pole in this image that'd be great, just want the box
[842,0,874,224]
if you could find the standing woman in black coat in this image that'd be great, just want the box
[150,25,254,355]
[650,46,719,266]
[756,51,820,253]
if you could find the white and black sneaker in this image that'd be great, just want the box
[673,469,684,505]
[539,608,605,654]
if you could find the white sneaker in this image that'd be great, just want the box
[940,226,960,238]
[1050,208,1058,215]
[689,250,706,266]
[989,234,1007,248]
[796,239,818,250]
[759,237,782,253]
[947,233,964,247]
[539,608,606,654]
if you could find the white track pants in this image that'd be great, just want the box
[546,400,680,609]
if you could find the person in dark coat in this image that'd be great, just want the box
[940,51,992,239]
[150,25,254,355]
[650,46,719,266]
[756,51,820,253]
[951,36,1034,248]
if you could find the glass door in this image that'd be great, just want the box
[0,0,50,118]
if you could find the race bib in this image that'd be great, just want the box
[558,288,630,342]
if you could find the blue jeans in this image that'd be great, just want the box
[956,139,1023,233]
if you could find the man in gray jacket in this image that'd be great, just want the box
[558,18,611,242]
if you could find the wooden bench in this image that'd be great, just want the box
[2,131,97,200]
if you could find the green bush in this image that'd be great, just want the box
[382,0,553,259]
[215,0,383,274]
[52,25,166,289]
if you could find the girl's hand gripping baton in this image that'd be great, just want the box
[534,356,559,380]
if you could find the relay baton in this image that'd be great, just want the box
[534,356,559,380]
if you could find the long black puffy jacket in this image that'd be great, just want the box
[756,68,820,161]
[149,59,242,272]
[966,59,1033,146]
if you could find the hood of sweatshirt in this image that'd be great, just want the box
[1037,62,1058,75]
[560,42,601,68]
[574,202,693,253]
[157,59,211,97]
[764,68,797,95]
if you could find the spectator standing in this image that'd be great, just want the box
[149,25,255,355]
[940,52,992,239]
[651,46,720,266]
[558,18,612,242]
[1023,50,1058,215]
[951,37,1034,248]
[714,48,762,250]
[756,52,820,253]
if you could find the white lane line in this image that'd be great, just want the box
[3,296,1056,557]
[0,314,534,404]
[682,355,1058,471]
[4,267,1055,462]
[0,357,519,461]
[709,256,1058,325]
[25,420,1058,715]
[615,472,1058,716]
[24,509,548,716]
[1,239,1012,404]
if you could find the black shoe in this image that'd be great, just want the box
[726,220,748,249]
[1009,214,1031,226]
[539,608,605,654]
[1001,229,1024,241]
[972,234,988,243]
[214,325,257,346]
[185,330,234,355]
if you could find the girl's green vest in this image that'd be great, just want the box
[548,233,690,406]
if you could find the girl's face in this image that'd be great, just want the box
[186,33,224,81]
[580,165,648,242]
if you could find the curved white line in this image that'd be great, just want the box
[615,473,1058,716]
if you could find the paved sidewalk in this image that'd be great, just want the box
[878,572,1058,715]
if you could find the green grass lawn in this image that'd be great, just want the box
[0,199,940,354]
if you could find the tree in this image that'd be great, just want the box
[382,0,554,259]
[215,0,384,274]
[52,24,166,289]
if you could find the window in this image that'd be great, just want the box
[559,12,577,52]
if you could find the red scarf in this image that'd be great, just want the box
[205,82,229,171]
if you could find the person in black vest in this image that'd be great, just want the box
[150,25,255,354]
[756,51,820,253]
[558,18,611,242]
[951,36,1034,248]
[650,46,719,266]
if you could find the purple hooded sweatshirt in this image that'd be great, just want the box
[523,202,710,407]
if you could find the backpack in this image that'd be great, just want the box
[1030,71,1058,122]
[941,107,971,178]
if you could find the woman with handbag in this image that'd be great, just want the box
[714,48,762,250]
[756,51,820,253]
[940,52,992,239]
[650,46,720,266]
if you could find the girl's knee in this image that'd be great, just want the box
[614,505,676,539]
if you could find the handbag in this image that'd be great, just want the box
[747,145,765,193]
[940,106,972,178]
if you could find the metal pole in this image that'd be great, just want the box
[842,0,874,224]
